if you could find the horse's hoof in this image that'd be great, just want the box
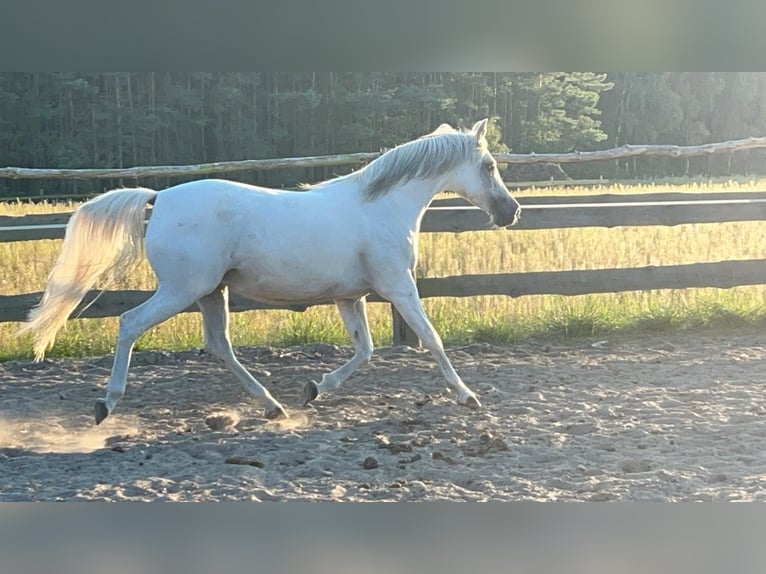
[302,380,319,406]
[94,399,110,425]
[459,395,482,410]
[265,404,288,420]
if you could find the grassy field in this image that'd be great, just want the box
[3,178,766,361]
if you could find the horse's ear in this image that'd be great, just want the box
[472,118,489,141]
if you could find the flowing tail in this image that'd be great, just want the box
[18,187,158,360]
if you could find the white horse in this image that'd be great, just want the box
[20,118,521,424]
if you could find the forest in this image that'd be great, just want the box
[2,72,766,196]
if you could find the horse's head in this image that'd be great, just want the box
[449,119,521,228]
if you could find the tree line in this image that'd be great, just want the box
[2,72,766,197]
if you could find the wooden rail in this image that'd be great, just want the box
[3,259,766,325]
[2,136,766,180]
[3,195,766,243]
[1,178,617,204]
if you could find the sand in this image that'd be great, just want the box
[3,328,766,501]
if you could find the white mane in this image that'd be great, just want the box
[307,124,486,200]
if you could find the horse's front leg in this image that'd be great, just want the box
[303,297,374,405]
[378,275,480,409]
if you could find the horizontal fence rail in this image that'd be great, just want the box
[4,178,620,205]
[4,259,766,324]
[4,193,766,243]
[4,192,766,345]
[3,136,766,180]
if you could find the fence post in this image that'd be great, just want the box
[391,304,421,347]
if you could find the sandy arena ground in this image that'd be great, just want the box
[3,328,766,501]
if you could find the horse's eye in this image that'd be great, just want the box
[486,163,495,172]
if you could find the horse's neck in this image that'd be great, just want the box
[374,178,445,230]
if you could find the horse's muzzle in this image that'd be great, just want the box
[491,203,522,228]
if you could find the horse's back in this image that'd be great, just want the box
[151,179,281,215]
[149,178,363,243]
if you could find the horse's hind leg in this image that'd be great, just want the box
[197,286,287,419]
[303,297,374,405]
[95,285,202,424]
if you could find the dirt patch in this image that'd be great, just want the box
[3,329,766,501]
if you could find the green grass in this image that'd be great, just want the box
[4,180,766,361]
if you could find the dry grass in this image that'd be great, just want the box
[3,178,766,360]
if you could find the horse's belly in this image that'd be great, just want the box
[222,267,370,304]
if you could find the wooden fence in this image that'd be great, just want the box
[4,191,766,346]
[5,136,766,346]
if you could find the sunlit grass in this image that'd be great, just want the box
[3,179,766,361]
